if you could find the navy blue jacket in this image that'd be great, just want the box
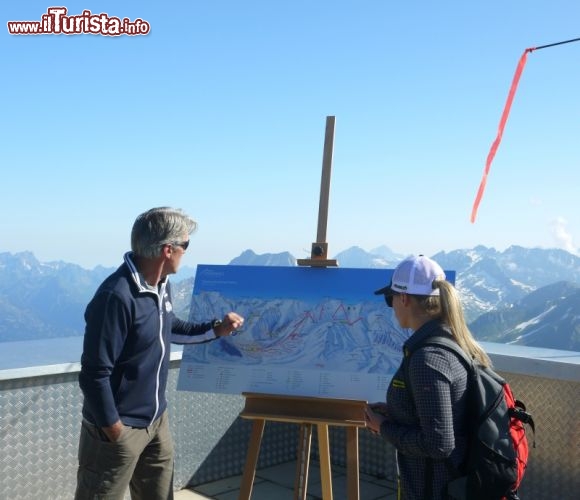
[79,253,217,428]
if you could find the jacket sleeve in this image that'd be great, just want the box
[170,314,218,344]
[380,348,458,459]
[79,290,131,427]
[164,280,217,344]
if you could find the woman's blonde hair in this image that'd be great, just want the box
[415,279,492,367]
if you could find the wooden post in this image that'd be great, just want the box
[346,426,360,499]
[238,419,266,500]
[294,423,313,500]
[297,116,338,267]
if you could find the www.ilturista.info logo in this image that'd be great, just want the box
[7,7,150,36]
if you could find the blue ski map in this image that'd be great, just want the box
[176,265,454,402]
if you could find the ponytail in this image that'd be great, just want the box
[419,280,491,367]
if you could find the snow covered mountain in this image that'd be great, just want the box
[1,246,579,352]
[469,281,580,351]
[221,245,580,351]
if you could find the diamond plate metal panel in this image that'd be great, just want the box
[0,363,300,499]
[1,360,578,499]
[168,360,299,488]
[496,370,580,499]
[328,426,397,481]
[0,371,81,500]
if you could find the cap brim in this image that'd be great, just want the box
[374,285,394,296]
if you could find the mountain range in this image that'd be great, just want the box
[1,246,579,351]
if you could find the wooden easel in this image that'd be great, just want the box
[237,117,368,500]
[238,393,367,500]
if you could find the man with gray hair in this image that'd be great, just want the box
[75,207,244,500]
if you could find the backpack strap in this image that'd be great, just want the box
[414,336,537,448]
[420,337,537,443]
[512,401,536,446]
[413,335,474,369]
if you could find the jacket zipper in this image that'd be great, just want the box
[150,288,166,425]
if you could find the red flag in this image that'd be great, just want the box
[470,49,531,223]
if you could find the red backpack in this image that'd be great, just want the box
[405,335,535,500]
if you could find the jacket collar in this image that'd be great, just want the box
[123,251,168,295]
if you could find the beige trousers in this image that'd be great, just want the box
[74,410,174,500]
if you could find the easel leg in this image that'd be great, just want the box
[238,419,266,500]
[294,423,313,500]
[346,427,360,500]
[317,423,333,500]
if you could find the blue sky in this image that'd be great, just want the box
[1,1,579,269]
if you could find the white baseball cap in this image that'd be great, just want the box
[374,255,446,297]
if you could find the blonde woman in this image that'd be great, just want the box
[366,255,490,500]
